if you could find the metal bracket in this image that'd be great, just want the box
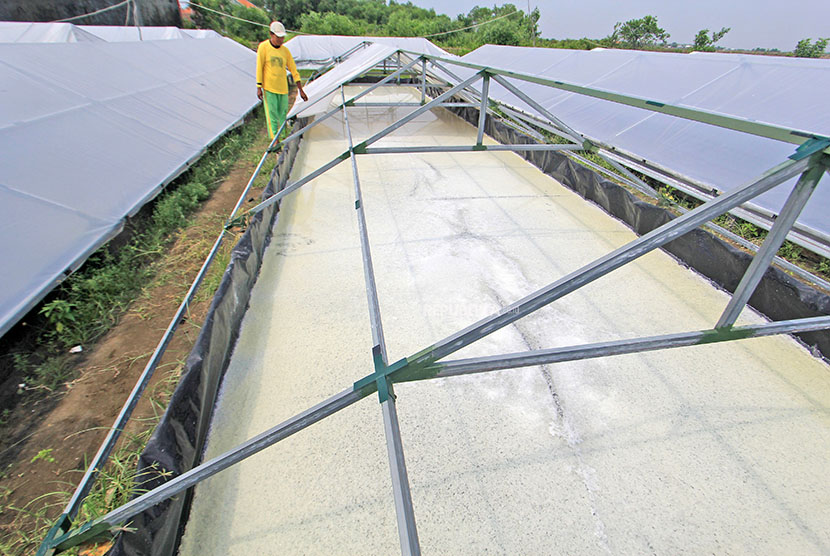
[789,136,830,160]
[581,139,598,153]
[354,353,437,403]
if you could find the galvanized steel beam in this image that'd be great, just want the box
[476,73,490,147]
[717,160,826,328]
[342,87,421,555]
[421,316,830,378]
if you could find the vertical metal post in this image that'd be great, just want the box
[420,57,427,105]
[341,88,421,555]
[382,382,421,556]
[476,73,490,147]
[716,160,825,328]
[397,52,402,85]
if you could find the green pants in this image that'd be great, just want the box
[263,90,289,140]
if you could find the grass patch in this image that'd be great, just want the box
[0,360,186,555]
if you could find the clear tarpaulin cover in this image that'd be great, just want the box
[0,21,104,43]
[0,35,258,336]
[289,43,398,118]
[285,34,449,68]
[457,45,830,244]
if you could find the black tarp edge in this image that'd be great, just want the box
[107,116,310,556]
[443,101,830,359]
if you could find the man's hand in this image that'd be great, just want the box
[298,84,308,102]
[257,87,263,101]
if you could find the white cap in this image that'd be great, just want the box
[269,21,286,37]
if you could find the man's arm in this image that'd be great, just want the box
[256,43,264,100]
[296,81,308,102]
[287,53,308,102]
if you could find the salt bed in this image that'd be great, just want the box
[179,87,830,555]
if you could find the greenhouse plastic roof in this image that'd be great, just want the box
[289,43,399,118]
[455,45,830,246]
[0,32,257,337]
[285,34,449,68]
[0,22,223,43]
[0,21,104,43]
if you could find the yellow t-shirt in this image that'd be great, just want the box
[256,40,300,95]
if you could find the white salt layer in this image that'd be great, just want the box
[179,87,830,555]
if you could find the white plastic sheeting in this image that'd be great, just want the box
[289,43,398,118]
[0,21,104,43]
[0,22,222,43]
[0,35,257,337]
[285,34,449,68]
[79,25,200,41]
[455,45,830,244]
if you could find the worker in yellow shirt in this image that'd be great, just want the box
[256,21,308,147]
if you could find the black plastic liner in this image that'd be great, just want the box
[108,118,309,556]
[445,102,830,358]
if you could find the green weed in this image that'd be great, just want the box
[29,356,75,392]
[778,240,803,261]
[30,449,55,464]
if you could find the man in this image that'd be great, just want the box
[256,21,308,147]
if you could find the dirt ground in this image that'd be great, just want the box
[0,126,273,553]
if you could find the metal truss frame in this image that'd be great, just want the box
[39,49,830,555]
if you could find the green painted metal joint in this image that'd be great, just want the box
[35,514,72,556]
[698,326,756,345]
[581,139,598,152]
[355,199,361,210]
[225,214,247,230]
[339,150,352,161]
[472,144,487,151]
[646,100,666,108]
[352,142,368,155]
[789,136,830,161]
[51,519,113,552]
[344,98,355,107]
[353,350,441,403]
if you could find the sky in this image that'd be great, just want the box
[408,0,830,51]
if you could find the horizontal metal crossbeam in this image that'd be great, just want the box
[419,316,830,378]
[352,102,477,107]
[364,144,580,154]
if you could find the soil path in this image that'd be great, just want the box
[0,127,272,553]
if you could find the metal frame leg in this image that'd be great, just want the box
[476,73,490,147]
[716,161,826,328]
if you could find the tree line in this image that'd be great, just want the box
[188,0,828,58]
